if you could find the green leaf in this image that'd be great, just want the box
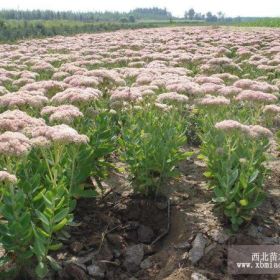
[53,217,68,232]
[33,236,46,257]
[0,255,11,267]
[20,212,31,228]
[212,196,226,203]
[32,190,45,202]
[47,255,62,271]
[182,151,194,158]
[35,210,50,227]
[69,199,77,212]
[49,242,63,251]
[197,154,207,161]
[42,193,52,207]
[247,193,266,209]
[37,227,50,238]
[35,262,48,279]
[54,208,69,223]
[20,249,34,260]
[213,186,225,197]
[228,169,239,188]
[1,205,14,220]
[226,202,236,210]
[203,171,213,178]
[249,170,259,184]
[55,197,65,210]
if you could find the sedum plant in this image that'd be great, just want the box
[0,125,89,279]
[200,119,272,231]
[69,109,117,196]
[41,91,117,195]
[119,103,190,196]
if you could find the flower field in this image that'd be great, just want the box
[0,26,279,279]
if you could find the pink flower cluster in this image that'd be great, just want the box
[64,75,99,88]
[233,79,278,93]
[0,91,48,108]
[0,110,46,132]
[215,120,272,139]
[235,90,278,103]
[156,92,189,105]
[198,95,230,106]
[0,131,32,157]
[28,124,89,145]
[263,104,280,115]
[51,88,102,104]
[41,105,83,123]
[0,170,17,184]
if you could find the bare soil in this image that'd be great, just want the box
[53,148,280,280]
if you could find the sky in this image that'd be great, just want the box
[1,0,280,18]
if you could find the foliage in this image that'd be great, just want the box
[198,107,270,231]
[0,19,198,43]
[0,142,83,278]
[237,18,280,27]
[0,8,172,22]
[71,110,117,196]
[119,104,189,196]
[202,127,269,231]
[0,92,118,278]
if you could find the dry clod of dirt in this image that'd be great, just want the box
[189,233,208,264]
[191,272,209,280]
[106,233,125,249]
[140,257,153,269]
[123,244,145,272]
[155,200,169,210]
[137,225,155,243]
[60,263,88,280]
[70,241,84,254]
[67,251,97,266]
[174,241,191,250]
[247,224,263,239]
[209,229,230,244]
[87,264,105,279]
[204,242,217,255]
[162,268,192,280]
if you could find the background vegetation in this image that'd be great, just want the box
[0,8,279,43]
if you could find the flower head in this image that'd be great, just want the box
[0,171,17,184]
[0,110,46,132]
[27,124,89,145]
[0,131,32,157]
[156,92,189,105]
[235,90,277,104]
[51,88,101,105]
[0,91,48,109]
[263,104,280,115]
[198,95,230,107]
[247,125,273,139]
[215,120,248,134]
[41,105,83,124]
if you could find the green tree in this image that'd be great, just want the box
[128,15,135,23]
[120,18,128,23]
[188,8,195,20]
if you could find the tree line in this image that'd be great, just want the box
[0,8,171,22]
[0,7,276,43]
[183,8,266,23]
